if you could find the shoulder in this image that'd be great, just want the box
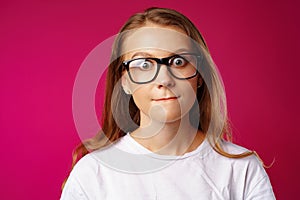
[204,140,268,186]
[60,154,99,200]
[219,139,250,155]
[211,140,275,199]
[215,140,262,166]
[70,153,100,176]
[63,153,102,189]
[214,140,265,173]
[60,142,123,200]
[67,136,131,178]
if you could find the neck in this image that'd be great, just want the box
[130,112,205,156]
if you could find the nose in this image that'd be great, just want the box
[155,65,175,88]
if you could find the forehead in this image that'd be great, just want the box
[120,26,194,57]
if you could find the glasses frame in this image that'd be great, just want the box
[122,53,202,84]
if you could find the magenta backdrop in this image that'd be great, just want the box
[0,0,299,199]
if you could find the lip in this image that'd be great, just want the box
[153,97,178,101]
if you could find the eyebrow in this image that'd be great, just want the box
[131,52,153,59]
[130,48,191,59]
[174,48,191,54]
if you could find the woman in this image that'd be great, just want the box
[61,7,275,199]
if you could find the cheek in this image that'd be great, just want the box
[181,79,198,98]
[189,78,199,93]
[178,80,198,111]
[131,87,151,112]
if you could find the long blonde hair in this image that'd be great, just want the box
[63,7,258,188]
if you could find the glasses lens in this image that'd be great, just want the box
[169,54,198,79]
[126,54,199,84]
[128,58,157,83]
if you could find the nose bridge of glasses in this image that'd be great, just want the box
[154,58,174,81]
[154,57,172,67]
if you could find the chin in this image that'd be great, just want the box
[151,112,188,123]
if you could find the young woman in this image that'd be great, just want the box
[61,7,275,199]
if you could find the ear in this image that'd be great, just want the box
[121,74,132,94]
[197,76,203,88]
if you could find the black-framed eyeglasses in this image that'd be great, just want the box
[122,53,202,84]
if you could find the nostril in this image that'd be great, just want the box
[157,78,175,88]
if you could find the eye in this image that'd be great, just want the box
[171,56,187,67]
[140,61,153,70]
[128,59,155,71]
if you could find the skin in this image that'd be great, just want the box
[121,23,205,156]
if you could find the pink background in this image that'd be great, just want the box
[0,0,299,199]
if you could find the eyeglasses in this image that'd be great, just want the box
[122,53,202,84]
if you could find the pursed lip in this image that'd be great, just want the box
[152,96,179,101]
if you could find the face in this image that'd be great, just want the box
[121,24,202,125]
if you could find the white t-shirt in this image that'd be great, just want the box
[61,133,275,200]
